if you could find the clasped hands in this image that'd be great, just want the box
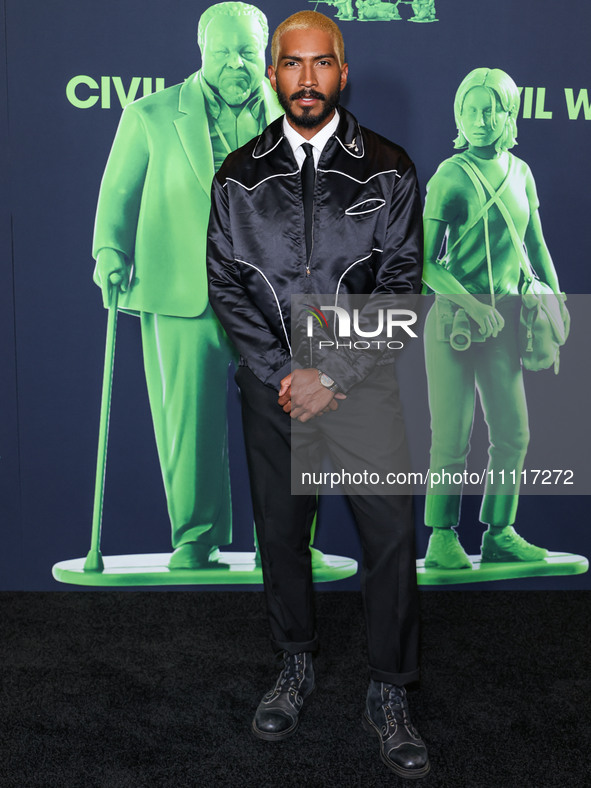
[278,369,346,423]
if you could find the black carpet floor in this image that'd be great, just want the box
[0,590,589,788]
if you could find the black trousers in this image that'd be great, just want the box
[236,365,420,685]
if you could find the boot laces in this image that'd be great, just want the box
[383,684,410,726]
[277,652,305,690]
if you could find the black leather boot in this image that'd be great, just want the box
[252,652,315,741]
[363,679,430,779]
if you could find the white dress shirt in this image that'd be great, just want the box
[282,109,340,170]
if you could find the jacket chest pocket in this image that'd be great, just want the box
[344,197,386,218]
[341,197,386,254]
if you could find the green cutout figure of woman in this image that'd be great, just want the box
[422,67,567,569]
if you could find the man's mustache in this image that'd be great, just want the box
[289,89,326,101]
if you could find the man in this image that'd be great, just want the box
[92,3,281,569]
[207,11,429,779]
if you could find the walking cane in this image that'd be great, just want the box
[84,282,119,572]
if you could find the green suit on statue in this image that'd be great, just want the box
[92,2,281,569]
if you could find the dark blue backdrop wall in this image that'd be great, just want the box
[1,0,590,590]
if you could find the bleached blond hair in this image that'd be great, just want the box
[271,11,345,68]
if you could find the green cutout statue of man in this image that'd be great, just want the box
[92,2,281,569]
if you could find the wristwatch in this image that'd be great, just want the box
[318,369,340,393]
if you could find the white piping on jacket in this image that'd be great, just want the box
[235,258,292,354]
[334,132,364,158]
[225,171,299,192]
[334,249,382,299]
[329,248,382,335]
[345,198,386,216]
[317,168,400,184]
[252,133,285,158]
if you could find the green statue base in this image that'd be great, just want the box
[417,551,588,585]
[52,551,358,587]
[53,551,587,587]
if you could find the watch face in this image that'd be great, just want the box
[320,372,335,388]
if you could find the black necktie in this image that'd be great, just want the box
[301,143,315,263]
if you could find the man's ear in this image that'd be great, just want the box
[340,63,349,92]
[268,64,277,93]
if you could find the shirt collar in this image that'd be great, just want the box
[282,109,340,157]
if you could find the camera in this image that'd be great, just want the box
[449,308,472,351]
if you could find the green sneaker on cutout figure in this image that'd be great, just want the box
[424,528,472,570]
[481,526,548,563]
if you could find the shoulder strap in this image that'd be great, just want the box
[456,154,535,285]
[440,158,498,260]
[447,155,499,304]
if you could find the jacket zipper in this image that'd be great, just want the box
[306,175,316,276]
[306,217,314,275]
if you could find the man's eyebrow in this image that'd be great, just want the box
[280,53,336,62]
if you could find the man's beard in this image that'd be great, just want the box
[276,83,341,130]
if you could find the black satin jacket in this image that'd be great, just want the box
[206,108,423,391]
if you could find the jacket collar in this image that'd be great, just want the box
[175,72,214,195]
[252,106,364,160]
